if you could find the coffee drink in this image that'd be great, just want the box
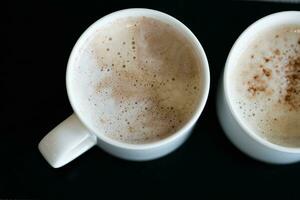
[69,17,202,144]
[229,25,300,147]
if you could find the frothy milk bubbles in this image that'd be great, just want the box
[229,25,300,147]
[70,17,202,144]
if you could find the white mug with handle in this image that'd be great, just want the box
[38,8,210,168]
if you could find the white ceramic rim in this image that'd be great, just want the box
[224,11,300,154]
[66,8,210,150]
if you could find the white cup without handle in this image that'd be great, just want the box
[217,11,300,164]
[38,8,210,168]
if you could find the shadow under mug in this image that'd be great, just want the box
[217,11,300,164]
[38,8,210,168]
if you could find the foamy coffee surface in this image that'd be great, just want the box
[70,17,202,144]
[230,25,300,147]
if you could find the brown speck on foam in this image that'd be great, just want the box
[264,57,270,63]
[262,68,272,78]
[274,49,281,55]
[281,56,300,110]
[246,72,268,96]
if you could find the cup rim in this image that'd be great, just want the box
[66,8,210,150]
[224,11,300,154]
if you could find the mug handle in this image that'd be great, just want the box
[38,114,97,168]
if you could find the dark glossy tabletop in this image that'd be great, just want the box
[2,0,300,199]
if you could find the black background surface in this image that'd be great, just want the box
[2,0,300,199]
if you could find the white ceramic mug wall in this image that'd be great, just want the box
[38,8,210,168]
[217,11,300,164]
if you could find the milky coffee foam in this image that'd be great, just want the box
[230,25,300,147]
[70,17,202,144]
